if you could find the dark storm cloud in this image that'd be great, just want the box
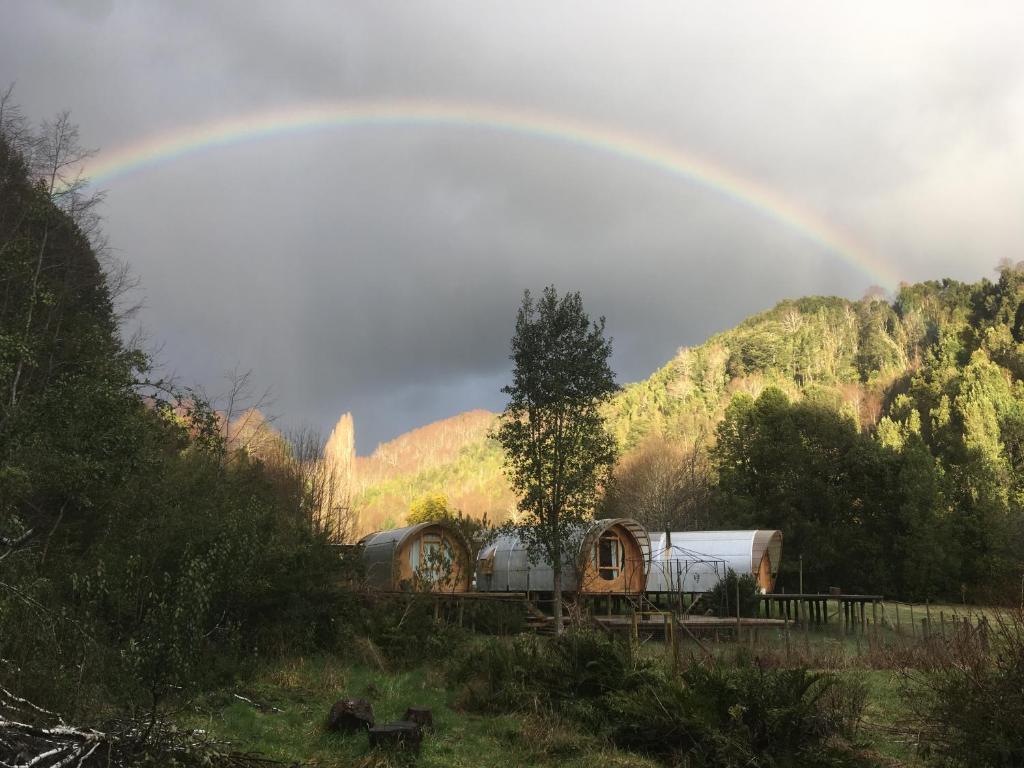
[3,2,1024,450]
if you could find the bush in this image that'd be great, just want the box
[905,610,1024,767]
[357,594,472,665]
[707,569,761,618]
[448,630,867,767]
[605,662,864,767]
[447,628,654,713]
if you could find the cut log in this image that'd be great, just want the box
[402,707,433,728]
[368,721,422,752]
[326,698,374,732]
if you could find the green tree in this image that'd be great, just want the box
[495,287,618,634]
[406,492,455,525]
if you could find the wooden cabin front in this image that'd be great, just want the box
[579,521,648,593]
[360,522,471,592]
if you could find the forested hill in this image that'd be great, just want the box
[353,283,966,526]
[354,274,1024,599]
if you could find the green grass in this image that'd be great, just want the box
[858,671,922,766]
[179,647,927,767]
[183,655,659,767]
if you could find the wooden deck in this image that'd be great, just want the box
[599,615,787,629]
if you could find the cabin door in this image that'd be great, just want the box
[756,552,773,592]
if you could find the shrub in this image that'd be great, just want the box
[904,610,1024,767]
[448,631,866,767]
[446,629,653,713]
[707,569,761,618]
[605,662,866,767]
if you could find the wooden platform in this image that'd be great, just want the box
[762,593,884,632]
[597,615,786,630]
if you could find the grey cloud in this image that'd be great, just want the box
[3,2,1022,450]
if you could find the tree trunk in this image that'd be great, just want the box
[552,555,564,636]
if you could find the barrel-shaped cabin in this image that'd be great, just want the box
[476,518,651,594]
[359,521,472,592]
[646,530,783,594]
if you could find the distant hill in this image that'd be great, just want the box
[349,273,1024,539]
[336,409,512,533]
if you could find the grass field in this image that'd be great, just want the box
[181,648,925,767]
[184,655,662,767]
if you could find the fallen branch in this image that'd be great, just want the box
[0,689,293,767]
[231,695,282,714]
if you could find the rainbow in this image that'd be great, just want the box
[83,100,898,287]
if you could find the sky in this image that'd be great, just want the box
[3,1,1024,452]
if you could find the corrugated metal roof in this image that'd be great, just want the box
[647,530,783,592]
[476,518,651,592]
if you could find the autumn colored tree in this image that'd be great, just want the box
[406,492,455,525]
[604,433,712,532]
[495,287,618,634]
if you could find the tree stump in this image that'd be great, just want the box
[402,707,433,728]
[368,721,422,753]
[326,698,374,732]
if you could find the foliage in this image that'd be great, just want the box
[706,570,761,618]
[447,629,655,714]
[0,116,349,721]
[406,492,456,525]
[494,287,618,632]
[604,662,865,767]
[448,631,867,767]
[602,433,713,531]
[904,609,1024,767]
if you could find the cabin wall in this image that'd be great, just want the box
[393,525,471,593]
[475,519,650,594]
[579,523,647,593]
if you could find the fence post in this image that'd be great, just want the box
[735,578,742,643]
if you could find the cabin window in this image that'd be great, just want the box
[422,532,443,559]
[411,532,452,584]
[595,533,624,581]
[479,546,496,575]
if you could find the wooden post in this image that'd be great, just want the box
[670,611,679,673]
[631,607,639,644]
[925,601,932,639]
[909,604,916,638]
[895,603,901,635]
[735,577,742,643]
[940,610,946,639]
[872,602,878,638]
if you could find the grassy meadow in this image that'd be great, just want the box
[179,628,945,768]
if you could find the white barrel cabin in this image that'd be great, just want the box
[646,530,783,594]
[475,518,652,594]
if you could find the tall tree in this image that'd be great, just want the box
[604,433,713,532]
[495,287,618,634]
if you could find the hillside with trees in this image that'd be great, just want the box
[353,274,1024,600]
[0,105,349,729]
